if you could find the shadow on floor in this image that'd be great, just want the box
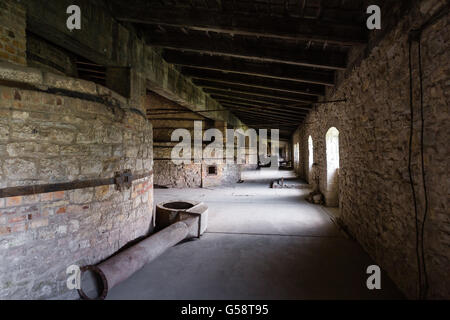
[107,169,404,300]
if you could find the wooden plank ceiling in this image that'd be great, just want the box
[107,0,368,138]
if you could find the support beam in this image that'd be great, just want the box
[200,84,318,104]
[220,103,307,121]
[163,51,335,86]
[217,98,311,114]
[230,114,303,127]
[219,102,309,117]
[184,69,325,96]
[241,121,299,128]
[144,48,246,127]
[23,0,248,128]
[212,94,311,111]
[213,96,312,111]
[110,3,367,45]
[228,110,304,123]
[226,113,304,127]
[146,31,347,70]
[206,89,314,106]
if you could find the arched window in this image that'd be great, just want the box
[293,143,299,165]
[325,127,340,206]
[308,136,314,183]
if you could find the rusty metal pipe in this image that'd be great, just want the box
[79,217,198,300]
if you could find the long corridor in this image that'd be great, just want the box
[107,170,403,300]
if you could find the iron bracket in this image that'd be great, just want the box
[114,170,133,191]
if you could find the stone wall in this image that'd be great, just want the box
[0,0,26,66]
[148,92,242,188]
[0,64,154,299]
[293,1,449,299]
[149,91,208,188]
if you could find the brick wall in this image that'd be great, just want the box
[0,69,154,299]
[0,0,26,66]
[293,0,449,299]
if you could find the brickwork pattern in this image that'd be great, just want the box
[0,85,154,299]
[0,0,26,66]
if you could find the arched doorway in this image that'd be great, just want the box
[325,127,340,207]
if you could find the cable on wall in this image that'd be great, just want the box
[417,35,429,300]
[406,3,448,299]
[407,36,422,300]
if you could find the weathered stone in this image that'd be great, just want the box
[70,188,94,204]
[293,3,449,299]
[0,70,154,301]
[4,158,37,180]
[0,123,9,142]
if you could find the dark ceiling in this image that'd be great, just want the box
[107,0,369,138]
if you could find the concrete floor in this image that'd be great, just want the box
[107,169,404,300]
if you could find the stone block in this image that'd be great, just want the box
[70,188,94,204]
[30,218,48,230]
[4,158,37,180]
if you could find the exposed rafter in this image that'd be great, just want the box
[206,89,314,105]
[110,3,367,45]
[219,102,308,119]
[163,51,335,86]
[202,86,317,104]
[214,98,310,114]
[225,108,305,123]
[183,68,325,96]
[105,0,369,137]
[146,30,348,70]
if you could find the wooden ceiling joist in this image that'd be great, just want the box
[183,69,326,96]
[163,51,336,86]
[146,31,348,70]
[110,4,367,45]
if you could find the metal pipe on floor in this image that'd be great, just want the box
[78,217,198,300]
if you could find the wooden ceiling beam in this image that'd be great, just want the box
[146,31,347,70]
[199,82,319,103]
[211,94,312,111]
[110,3,367,45]
[183,68,325,96]
[228,109,304,123]
[163,51,335,86]
[220,102,307,120]
[216,99,310,115]
[213,95,312,111]
[206,88,315,105]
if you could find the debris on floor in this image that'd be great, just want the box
[270,178,309,189]
[306,191,325,205]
